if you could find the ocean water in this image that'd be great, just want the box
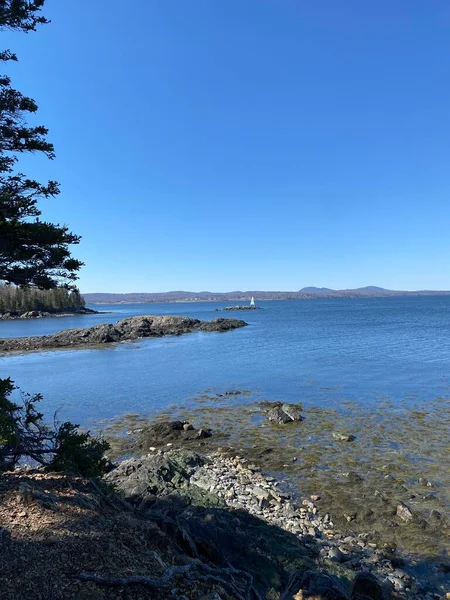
[4,296,450,584]
[1,296,450,425]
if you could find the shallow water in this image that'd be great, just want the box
[2,296,450,425]
[99,392,450,591]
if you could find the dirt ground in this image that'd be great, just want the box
[0,469,232,600]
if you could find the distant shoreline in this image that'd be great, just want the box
[0,308,101,320]
[83,290,450,305]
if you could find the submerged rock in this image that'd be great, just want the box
[136,421,213,448]
[396,502,414,523]
[267,402,304,424]
[268,406,294,424]
[333,432,356,442]
[0,315,247,353]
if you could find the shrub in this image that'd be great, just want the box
[0,378,110,477]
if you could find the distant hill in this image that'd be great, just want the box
[83,287,450,304]
[298,287,335,294]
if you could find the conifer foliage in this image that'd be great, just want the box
[0,2,109,476]
[0,1,83,288]
[0,284,85,313]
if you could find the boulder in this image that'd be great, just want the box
[136,421,213,448]
[267,402,304,424]
[104,450,205,505]
[332,432,356,442]
[281,403,303,421]
[350,572,392,599]
[268,406,294,424]
[196,428,212,439]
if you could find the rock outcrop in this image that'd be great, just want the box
[0,307,98,320]
[0,315,247,353]
[221,305,262,311]
[105,450,402,600]
[0,447,438,599]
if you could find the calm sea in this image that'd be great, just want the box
[1,296,449,425]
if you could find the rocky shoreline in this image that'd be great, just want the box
[2,434,448,598]
[104,447,444,599]
[0,307,99,320]
[0,315,247,354]
[100,398,450,598]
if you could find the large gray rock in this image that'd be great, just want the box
[0,315,247,353]
[105,450,206,505]
[267,402,304,424]
[136,421,213,448]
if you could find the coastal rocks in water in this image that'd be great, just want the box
[104,448,429,599]
[333,432,356,442]
[0,307,98,319]
[418,477,433,487]
[221,305,262,311]
[197,317,247,332]
[0,315,247,353]
[136,421,213,449]
[196,428,213,439]
[2,310,52,319]
[267,402,304,424]
[396,502,414,523]
[107,450,343,598]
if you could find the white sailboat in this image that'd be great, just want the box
[250,296,255,307]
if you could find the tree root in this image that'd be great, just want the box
[78,560,254,600]
[78,564,192,587]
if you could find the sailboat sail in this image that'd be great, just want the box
[250,296,255,307]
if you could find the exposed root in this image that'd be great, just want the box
[78,564,192,587]
[78,560,254,599]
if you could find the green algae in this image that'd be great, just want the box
[96,391,450,564]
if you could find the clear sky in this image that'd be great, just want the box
[3,0,450,292]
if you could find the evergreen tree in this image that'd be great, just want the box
[0,2,108,475]
[0,1,49,33]
[0,284,86,313]
[0,1,83,288]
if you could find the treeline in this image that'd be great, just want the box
[0,285,85,314]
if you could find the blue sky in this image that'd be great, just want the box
[3,0,450,292]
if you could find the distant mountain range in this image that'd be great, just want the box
[83,287,450,304]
